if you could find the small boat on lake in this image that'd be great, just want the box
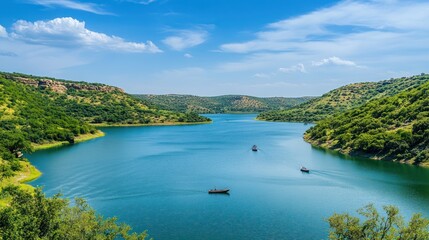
[300,166,310,173]
[252,145,258,151]
[208,188,230,194]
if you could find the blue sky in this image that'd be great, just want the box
[0,0,428,97]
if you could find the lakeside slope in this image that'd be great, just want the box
[304,79,429,166]
[0,71,210,202]
[258,74,429,122]
[135,94,315,113]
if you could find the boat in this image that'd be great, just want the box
[252,145,258,151]
[300,166,310,173]
[208,188,230,194]
[16,151,23,158]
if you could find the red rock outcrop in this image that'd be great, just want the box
[9,76,124,94]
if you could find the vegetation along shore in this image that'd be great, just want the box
[0,71,212,238]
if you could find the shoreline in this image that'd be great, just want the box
[303,135,429,168]
[0,161,42,207]
[19,121,212,187]
[91,120,212,127]
[32,130,106,151]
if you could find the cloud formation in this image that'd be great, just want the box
[184,53,193,58]
[0,25,7,38]
[11,17,161,53]
[279,63,306,73]
[163,29,208,51]
[29,0,111,15]
[312,56,360,67]
[125,0,156,5]
[253,73,272,79]
[220,0,429,54]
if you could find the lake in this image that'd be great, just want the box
[28,114,429,239]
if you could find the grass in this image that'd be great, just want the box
[0,160,42,208]
[32,130,105,151]
[1,131,104,207]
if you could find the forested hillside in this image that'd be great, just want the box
[0,71,210,203]
[2,72,210,125]
[305,80,429,165]
[0,77,98,188]
[134,94,314,113]
[258,74,429,122]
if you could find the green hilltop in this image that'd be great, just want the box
[2,72,210,125]
[305,79,429,165]
[257,74,429,122]
[134,94,315,113]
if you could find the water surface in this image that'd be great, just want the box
[29,114,429,239]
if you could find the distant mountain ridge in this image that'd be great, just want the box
[1,72,210,125]
[257,74,429,122]
[134,94,315,113]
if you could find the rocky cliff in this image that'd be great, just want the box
[7,76,123,94]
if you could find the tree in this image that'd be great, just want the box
[327,204,429,240]
[0,187,149,240]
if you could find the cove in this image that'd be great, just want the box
[28,114,429,240]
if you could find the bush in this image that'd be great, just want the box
[328,204,429,240]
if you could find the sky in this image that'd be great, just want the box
[0,0,428,97]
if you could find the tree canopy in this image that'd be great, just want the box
[135,94,314,113]
[305,80,429,164]
[258,74,429,123]
[0,187,148,240]
[328,204,429,240]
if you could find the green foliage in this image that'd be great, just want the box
[1,71,210,125]
[48,90,210,125]
[0,76,98,181]
[305,80,429,164]
[0,187,148,240]
[328,204,429,240]
[0,72,161,238]
[258,74,429,122]
[134,94,314,113]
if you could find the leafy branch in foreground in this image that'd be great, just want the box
[0,187,149,240]
[328,204,429,240]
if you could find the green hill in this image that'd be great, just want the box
[0,75,98,195]
[2,72,210,125]
[0,71,210,199]
[134,94,314,113]
[257,74,429,122]
[305,80,429,165]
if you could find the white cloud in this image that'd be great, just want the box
[220,0,429,53]
[126,0,156,5]
[216,0,429,90]
[29,0,111,15]
[0,36,91,72]
[253,73,272,79]
[279,63,306,73]
[163,29,208,51]
[0,25,7,38]
[184,53,193,58]
[312,56,359,67]
[11,17,161,53]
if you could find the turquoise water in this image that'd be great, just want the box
[28,114,429,239]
